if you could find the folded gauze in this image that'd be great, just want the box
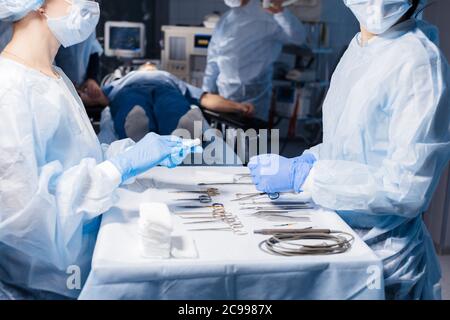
[139,203,174,259]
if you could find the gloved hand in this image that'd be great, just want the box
[110,133,202,183]
[248,153,316,193]
[159,139,203,168]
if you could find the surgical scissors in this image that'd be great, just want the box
[177,203,247,235]
[170,188,220,197]
[233,192,280,202]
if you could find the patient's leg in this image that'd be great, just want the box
[124,105,151,142]
[109,87,157,141]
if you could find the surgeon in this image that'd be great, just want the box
[79,63,255,142]
[55,31,102,88]
[203,0,306,121]
[0,0,200,299]
[0,20,12,51]
[249,0,449,300]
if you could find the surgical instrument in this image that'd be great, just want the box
[234,173,253,182]
[184,218,243,228]
[170,188,220,197]
[255,228,355,256]
[248,209,309,214]
[175,195,212,203]
[239,201,311,206]
[198,182,254,186]
[240,205,313,210]
[175,203,226,210]
[176,211,236,219]
[273,223,299,227]
[177,202,247,235]
[173,211,221,216]
[250,213,311,221]
[254,228,329,235]
[188,226,248,236]
[233,192,280,202]
[182,138,202,148]
[198,174,254,186]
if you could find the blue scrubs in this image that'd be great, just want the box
[103,70,204,139]
[55,32,102,85]
[203,0,305,121]
[0,21,12,52]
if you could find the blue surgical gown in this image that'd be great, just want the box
[302,20,450,300]
[54,32,103,85]
[0,57,134,298]
[203,0,306,121]
[103,70,204,140]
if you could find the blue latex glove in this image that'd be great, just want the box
[248,153,316,193]
[159,139,203,168]
[110,133,202,183]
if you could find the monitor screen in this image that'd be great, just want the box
[194,35,211,49]
[169,37,186,61]
[109,27,142,51]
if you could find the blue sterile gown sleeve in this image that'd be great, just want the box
[54,32,103,85]
[202,0,306,120]
[300,20,450,300]
[0,57,151,298]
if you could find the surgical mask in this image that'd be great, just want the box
[46,0,100,48]
[344,0,412,35]
[224,0,242,8]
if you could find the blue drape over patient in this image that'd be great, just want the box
[103,70,204,140]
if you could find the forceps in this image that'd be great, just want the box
[198,174,254,186]
[248,211,312,221]
[183,216,243,227]
[176,210,235,219]
[170,188,220,197]
[187,226,248,235]
[175,195,212,203]
[240,205,313,210]
[175,203,226,210]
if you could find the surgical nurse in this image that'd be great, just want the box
[202,0,306,121]
[249,0,450,299]
[0,0,199,299]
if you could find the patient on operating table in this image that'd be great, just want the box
[78,63,255,142]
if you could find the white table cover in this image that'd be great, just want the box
[80,167,385,300]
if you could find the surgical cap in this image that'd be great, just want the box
[0,0,44,22]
